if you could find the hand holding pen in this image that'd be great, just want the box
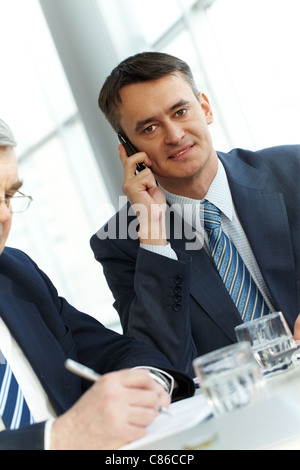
[65,359,172,415]
[51,362,171,449]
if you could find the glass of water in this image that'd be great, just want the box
[235,312,297,376]
[193,342,264,417]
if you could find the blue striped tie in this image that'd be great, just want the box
[0,355,35,429]
[203,201,269,322]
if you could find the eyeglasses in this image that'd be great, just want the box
[0,191,33,213]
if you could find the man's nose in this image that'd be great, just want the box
[164,122,185,145]
[0,200,11,220]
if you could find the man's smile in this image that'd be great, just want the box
[168,145,194,160]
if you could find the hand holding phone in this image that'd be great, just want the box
[118,133,147,173]
[118,134,166,245]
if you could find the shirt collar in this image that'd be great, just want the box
[205,159,233,221]
[161,159,233,222]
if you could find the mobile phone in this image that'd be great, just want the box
[118,133,147,173]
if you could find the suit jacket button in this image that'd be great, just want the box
[174,275,183,285]
[173,285,182,294]
[173,294,182,303]
[173,304,181,312]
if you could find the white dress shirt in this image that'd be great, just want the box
[0,318,56,447]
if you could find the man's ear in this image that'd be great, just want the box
[199,92,214,124]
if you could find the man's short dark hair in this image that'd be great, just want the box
[98,52,199,133]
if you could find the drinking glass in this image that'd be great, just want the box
[193,342,264,417]
[235,312,296,376]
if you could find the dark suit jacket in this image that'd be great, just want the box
[0,248,193,449]
[91,145,300,377]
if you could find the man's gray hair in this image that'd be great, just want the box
[0,119,17,147]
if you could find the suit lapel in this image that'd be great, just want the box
[0,272,80,415]
[220,152,297,328]
[168,150,297,340]
[169,208,242,342]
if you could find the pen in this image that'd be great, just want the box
[65,358,101,381]
[65,359,171,415]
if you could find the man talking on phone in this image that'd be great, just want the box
[91,52,300,375]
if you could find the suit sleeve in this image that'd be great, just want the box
[91,233,196,376]
[0,422,45,450]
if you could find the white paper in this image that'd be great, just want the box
[120,393,212,450]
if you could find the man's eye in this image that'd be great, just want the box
[144,125,156,134]
[175,108,187,117]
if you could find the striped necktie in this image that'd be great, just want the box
[0,353,34,429]
[203,200,269,322]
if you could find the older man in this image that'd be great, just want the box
[0,119,193,450]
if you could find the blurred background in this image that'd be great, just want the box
[1,0,299,331]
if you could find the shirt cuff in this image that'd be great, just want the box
[140,242,178,260]
[44,418,56,450]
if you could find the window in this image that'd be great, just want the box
[99,0,300,150]
[204,0,300,148]
[1,0,118,327]
[128,0,182,45]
